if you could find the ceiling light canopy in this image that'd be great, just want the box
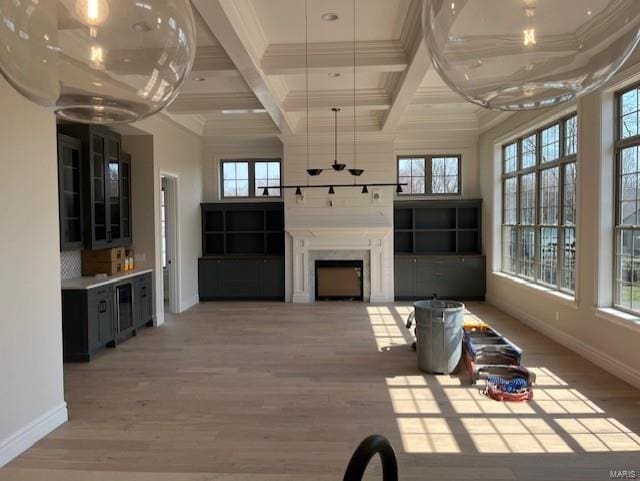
[0,0,196,124]
[423,0,640,111]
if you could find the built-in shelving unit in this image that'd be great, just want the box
[394,200,485,300]
[199,203,285,301]
[202,203,284,256]
[393,200,482,255]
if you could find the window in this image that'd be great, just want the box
[614,85,640,313]
[254,161,281,197]
[501,114,577,294]
[397,155,461,196]
[221,160,281,198]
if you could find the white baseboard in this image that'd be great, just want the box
[0,402,68,467]
[487,294,640,390]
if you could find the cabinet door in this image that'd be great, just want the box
[134,274,152,327]
[261,258,284,299]
[99,287,114,344]
[198,258,221,299]
[415,258,442,298]
[458,257,486,299]
[106,136,122,244]
[394,257,416,298]
[120,153,132,245]
[57,135,83,250]
[220,259,262,298]
[88,287,113,351]
[90,133,109,248]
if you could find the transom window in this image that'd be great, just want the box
[397,155,461,196]
[614,85,640,313]
[221,160,281,198]
[501,114,577,295]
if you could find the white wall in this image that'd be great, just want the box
[0,78,67,465]
[204,140,283,202]
[478,69,640,388]
[129,116,205,324]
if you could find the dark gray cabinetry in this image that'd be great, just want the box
[199,203,285,301]
[394,200,485,300]
[57,124,132,249]
[62,285,115,362]
[198,257,285,300]
[62,272,153,362]
[58,135,84,250]
[134,273,152,329]
[394,256,486,300]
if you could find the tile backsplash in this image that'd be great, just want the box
[60,250,82,280]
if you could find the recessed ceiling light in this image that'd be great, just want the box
[321,13,339,21]
[192,77,206,82]
[328,72,341,78]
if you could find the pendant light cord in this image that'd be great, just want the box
[305,0,310,186]
[334,108,338,165]
[353,0,357,184]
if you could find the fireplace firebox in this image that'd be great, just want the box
[315,260,364,301]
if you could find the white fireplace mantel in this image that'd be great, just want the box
[286,225,394,304]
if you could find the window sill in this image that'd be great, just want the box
[491,272,578,309]
[594,307,640,332]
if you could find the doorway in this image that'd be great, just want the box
[160,174,179,314]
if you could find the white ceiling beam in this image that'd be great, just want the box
[168,93,263,114]
[191,45,238,75]
[191,0,296,135]
[284,89,391,112]
[380,0,431,133]
[262,41,408,75]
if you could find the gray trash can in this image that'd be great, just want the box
[411,300,464,374]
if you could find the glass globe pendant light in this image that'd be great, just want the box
[0,0,196,124]
[423,0,640,110]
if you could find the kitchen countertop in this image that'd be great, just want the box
[62,269,153,290]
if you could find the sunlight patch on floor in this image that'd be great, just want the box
[370,307,640,455]
[397,417,460,453]
[555,418,640,452]
[461,417,572,453]
[366,306,410,351]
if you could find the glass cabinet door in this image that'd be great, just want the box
[58,135,83,249]
[121,155,131,241]
[92,135,107,244]
[108,138,121,243]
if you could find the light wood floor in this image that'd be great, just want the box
[2,302,639,481]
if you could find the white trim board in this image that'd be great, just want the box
[0,403,67,467]
[486,295,640,390]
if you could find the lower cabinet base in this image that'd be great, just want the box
[62,272,154,363]
[198,257,285,301]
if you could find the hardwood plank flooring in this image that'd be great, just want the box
[1,302,639,481]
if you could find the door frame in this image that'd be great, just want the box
[160,172,180,315]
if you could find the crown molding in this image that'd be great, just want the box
[168,92,263,113]
[284,89,391,112]
[262,40,408,75]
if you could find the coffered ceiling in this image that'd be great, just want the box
[167,0,505,146]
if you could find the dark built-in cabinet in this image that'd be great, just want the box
[62,272,153,362]
[57,124,132,250]
[57,135,84,250]
[394,200,486,300]
[199,203,285,300]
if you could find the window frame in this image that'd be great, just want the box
[613,82,640,315]
[501,113,578,296]
[220,159,282,200]
[396,154,462,197]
